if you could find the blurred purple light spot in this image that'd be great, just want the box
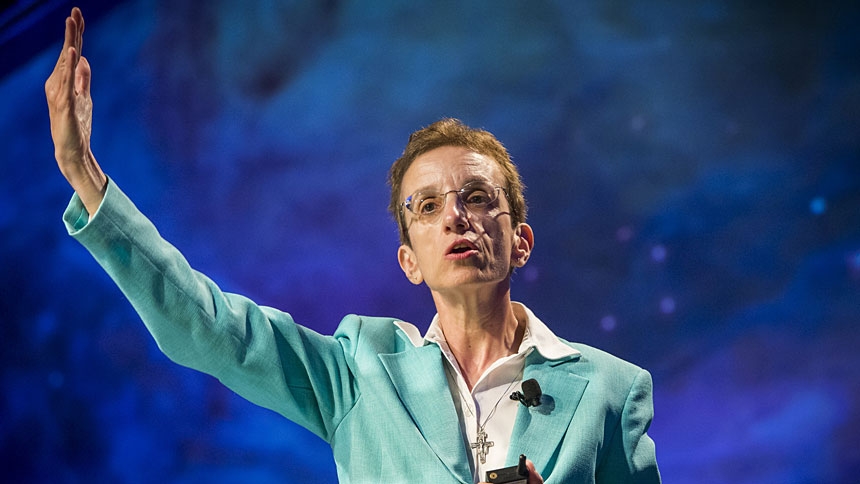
[651,244,667,262]
[616,225,633,242]
[522,265,539,283]
[660,296,676,314]
[600,315,617,332]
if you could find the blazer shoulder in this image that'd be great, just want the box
[561,340,648,380]
[557,341,654,418]
[333,315,415,355]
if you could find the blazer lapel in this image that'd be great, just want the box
[379,343,473,483]
[507,351,588,470]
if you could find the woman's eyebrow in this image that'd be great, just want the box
[406,175,497,199]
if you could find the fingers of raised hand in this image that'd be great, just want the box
[59,15,77,67]
[72,8,84,33]
[47,8,88,102]
[47,16,75,95]
[71,7,84,57]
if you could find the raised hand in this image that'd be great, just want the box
[45,7,106,214]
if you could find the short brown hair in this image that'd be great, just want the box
[387,118,527,246]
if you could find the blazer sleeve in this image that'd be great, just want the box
[596,368,661,483]
[63,179,358,441]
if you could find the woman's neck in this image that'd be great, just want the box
[431,285,525,390]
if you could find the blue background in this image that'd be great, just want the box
[2,0,859,482]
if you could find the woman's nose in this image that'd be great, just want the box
[442,192,469,230]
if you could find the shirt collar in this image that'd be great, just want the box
[395,302,579,360]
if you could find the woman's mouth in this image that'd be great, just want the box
[446,240,478,259]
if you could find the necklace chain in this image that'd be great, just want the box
[444,361,523,465]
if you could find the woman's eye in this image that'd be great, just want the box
[419,199,439,214]
[465,191,490,205]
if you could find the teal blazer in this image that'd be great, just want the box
[65,181,660,483]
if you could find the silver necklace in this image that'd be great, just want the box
[445,362,523,465]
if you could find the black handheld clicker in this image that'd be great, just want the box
[485,454,529,484]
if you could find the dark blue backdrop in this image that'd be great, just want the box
[2,0,859,482]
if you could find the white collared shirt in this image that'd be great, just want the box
[395,303,579,483]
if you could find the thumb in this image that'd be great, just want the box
[76,56,92,96]
[526,459,544,484]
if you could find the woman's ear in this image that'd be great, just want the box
[511,223,535,268]
[398,244,424,285]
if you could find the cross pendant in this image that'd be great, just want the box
[470,427,494,464]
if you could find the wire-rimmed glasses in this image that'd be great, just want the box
[402,180,507,224]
